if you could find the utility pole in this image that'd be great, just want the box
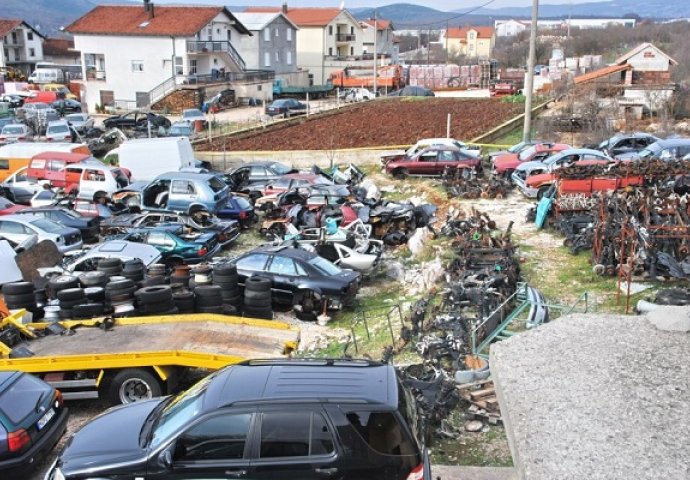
[373,10,378,95]
[522,0,539,142]
[445,21,449,64]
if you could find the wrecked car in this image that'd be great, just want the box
[384,145,482,179]
[119,227,221,265]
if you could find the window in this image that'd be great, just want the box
[175,56,183,75]
[350,26,354,34]
[264,51,271,67]
[350,47,354,55]
[275,28,279,37]
[27,32,34,41]
[175,413,252,461]
[0,374,51,425]
[346,411,416,456]
[131,60,144,72]
[0,159,9,170]
[48,160,65,171]
[287,29,292,41]
[147,231,175,248]
[0,221,28,234]
[439,150,455,161]
[83,169,106,182]
[287,51,292,65]
[189,59,197,75]
[260,412,334,458]
[264,28,270,41]
[268,256,298,276]
[236,253,269,271]
[275,51,280,62]
[419,152,438,162]
[249,166,268,177]
[29,48,35,57]
[14,48,19,62]
[329,25,334,35]
[328,47,333,56]
[171,180,195,194]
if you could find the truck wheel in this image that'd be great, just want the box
[108,369,162,405]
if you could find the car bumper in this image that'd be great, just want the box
[59,239,83,253]
[1,407,68,476]
[218,228,241,248]
[511,172,539,198]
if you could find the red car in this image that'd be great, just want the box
[0,196,25,215]
[492,142,570,176]
[384,146,482,178]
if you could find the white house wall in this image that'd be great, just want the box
[625,46,671,72]
[295,27,326,84]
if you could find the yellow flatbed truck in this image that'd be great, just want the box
[0,311,299,404]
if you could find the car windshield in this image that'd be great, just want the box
[48,125,69,134]
[638,142,663,158]
[149,373,215,447]
[235,196,252,208]
[518,146,537,160]
[30,217,63,233]
[270,162,292,175]
[2,126,23,135]
[309,256,342,275]
[208,176,226,193]
[543,152,565,165]
[66,114,84,122]
[170,125,192,136]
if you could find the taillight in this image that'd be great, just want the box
[17,137,26,141]
[8,428,31,453]
[56,390,64,407]
[46,138,53,141]
[405,463,424,480]
[198,247,208,256]
[239,211,247,219]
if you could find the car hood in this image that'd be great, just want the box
[58,398,162,474]
[493,153,519,168]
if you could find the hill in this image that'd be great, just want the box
[470,0,690,19]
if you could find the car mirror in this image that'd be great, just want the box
[159,446,174,469]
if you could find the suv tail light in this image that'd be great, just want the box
[197,247,208,256]
[8,428,31,452]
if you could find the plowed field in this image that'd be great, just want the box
[199,98,522,151]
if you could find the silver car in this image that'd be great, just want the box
[45,120,73,142]
[63,240,161,273]
[0,214,82,252]
[65,113,95,133]
[0,124,32,143]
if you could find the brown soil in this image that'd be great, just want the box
[198,98,522,151]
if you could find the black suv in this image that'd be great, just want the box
[46,359,431,480]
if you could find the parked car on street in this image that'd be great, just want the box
[385,145,482,178]
[168,121,193,138]
[595,132,660,158]
[615,138,690,162]
[45,120,75,142]
[231,245,360,310]
[492,142,570,176]
[0,371,69,480]
[265,98,307,117]
[16,206,100,242]
[45,359,431,480]
[512,148,614,198]
[0,124,32,144]
[64,113,94,133]
[0,213,82,252]
[121,227,221,265]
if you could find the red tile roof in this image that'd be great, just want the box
[66,6,249,37]
[447,26,495,39]
[363,19,392,30]
[245,7,342,26]
[0,19,23,38]
[43,38,77,57]
[574,64,630,85]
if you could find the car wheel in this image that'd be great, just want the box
[108,368,162,405]
[393,168,408,179]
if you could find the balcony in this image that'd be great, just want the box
[186,40,246,71]
[86,69,106,81]
[336,33,356,43]
[179,70,275,86]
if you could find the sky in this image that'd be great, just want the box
[159,0,602,10]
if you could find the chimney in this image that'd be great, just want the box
[282,2,288,14]
[143,0,150,12]
[149,2,154,19]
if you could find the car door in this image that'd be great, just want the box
[415,151,438,175]
[168,180,195,212]
[147,411,255,480]
[146,231,176,258]
[235,253,271,285]
[435,149,460,175]
[265,256,301,303]
[248,409,341,480]
[0,220,31,244]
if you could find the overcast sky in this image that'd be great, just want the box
[160,0,605,10]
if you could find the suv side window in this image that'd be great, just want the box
[346,411,416,456]
[259,412,334,458]
[174,413,252,461]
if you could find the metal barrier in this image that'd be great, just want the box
[345,304,404,356]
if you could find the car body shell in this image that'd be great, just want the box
[0,213,82,252]
[16,206,100,242]
[51,240,162,274]
[121,227,221,265]
[492,143,571,175]
[385,145,481,177]
[64,113,94,133]
[615,138,690,162]
[265,98,307,117]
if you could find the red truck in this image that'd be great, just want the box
[492,142,570,176]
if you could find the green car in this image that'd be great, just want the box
[122,226,220,265]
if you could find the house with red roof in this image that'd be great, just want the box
[441,26,495,59]
[360,18,398,63]
[245,4,369,85]
[65,1,263,112]
[0,18,44,75]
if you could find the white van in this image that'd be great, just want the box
[111,137,196,181]
[28,68,65,84]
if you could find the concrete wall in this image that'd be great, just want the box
[626,46,672,72]
[295,27,327,84]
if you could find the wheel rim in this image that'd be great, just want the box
[119,378,153,403]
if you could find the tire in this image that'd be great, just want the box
[139,301,173,314]
[194,285,223,298]
[107,369,162,405]
[195,296,223,308]
[536,186,550,200]
[141,276,165,287]
[57,288,86,302]
[2,282,34,295]
[243,306,273,319]
[106,279,135,291]
[84,287,105,302]
[196,305,224,314]
[213,273,238,284]
[49,275,79,291]
[245,276,271,292]
[213,264,237,276]
[59,308,73,320]
[106,286,137,299]
[393,168,408,179]
[3,293,36,305]
[170,274,190,285]
[98,258,122,269]
[244,289,270,301]
[79,271,108,287]
[244,296,272,308]
[223,295,242,306]
[135,285,173,303]
[72,303,104,318]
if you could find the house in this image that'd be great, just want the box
[360,19,398,63]
[66,1,271,112]
[442,26,495,59]
[233,12,302,87]
[42,38,81,66]
[494,19,529,37]
[246,4,370,85]
[0,18,44,75]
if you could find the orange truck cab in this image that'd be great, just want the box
[27,151,93,188]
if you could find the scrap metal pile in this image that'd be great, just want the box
[442,167,512,199]
[396,208,522,438]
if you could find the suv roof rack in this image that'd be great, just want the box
[239,358,383,367]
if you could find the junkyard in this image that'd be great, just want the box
[0,4,689,480]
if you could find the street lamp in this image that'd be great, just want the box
[523,0,539,142]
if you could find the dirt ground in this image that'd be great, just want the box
[197,98,522,151]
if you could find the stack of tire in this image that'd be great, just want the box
[121,259,145,284]
[1,282,39,319]
[173,290,195,313]
[212,264,242,310]
[105,278,137,317]
[243,276,272,320]
[98,258,123,276]
[170,268,191,288]
[57,288,94,319]
[47,275,80,300]
[134,286,177,315]
[194,285,224,314]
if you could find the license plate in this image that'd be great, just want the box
[37,408,55,430]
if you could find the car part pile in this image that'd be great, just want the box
[442,168,511,199]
